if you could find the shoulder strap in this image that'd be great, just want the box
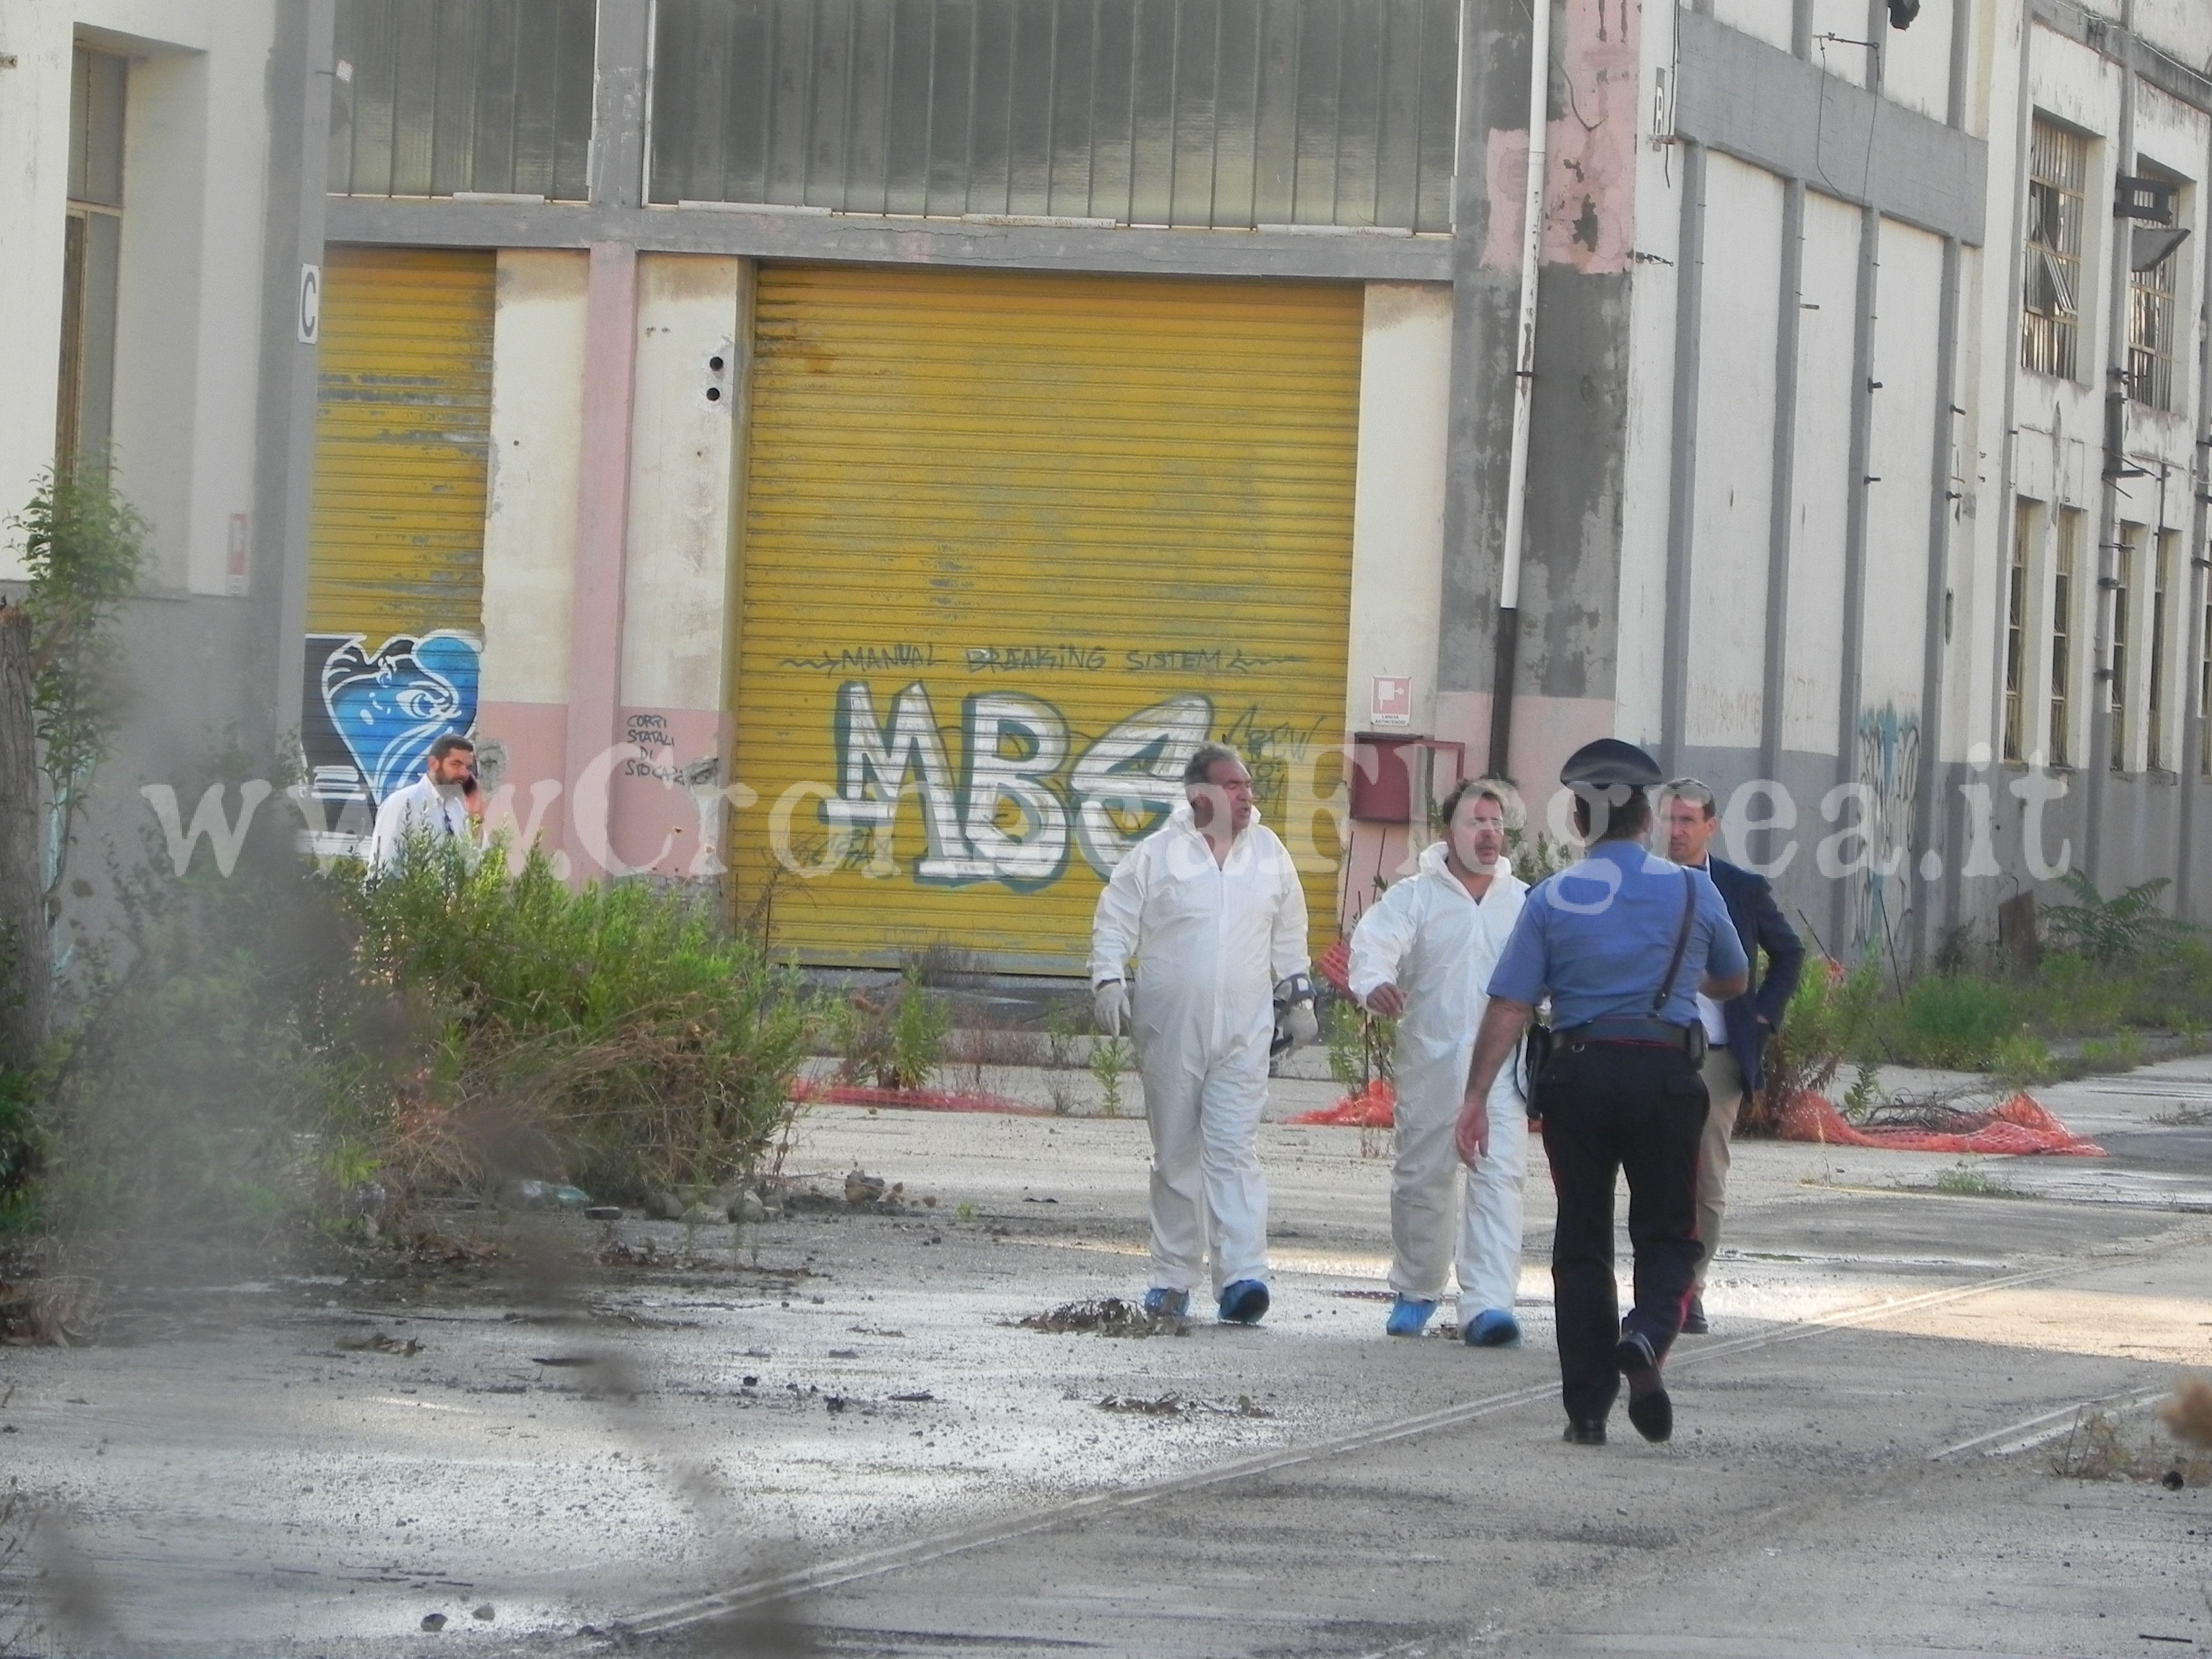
[1651,868,1698,1017]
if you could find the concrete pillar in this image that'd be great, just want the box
[564,242,640,879]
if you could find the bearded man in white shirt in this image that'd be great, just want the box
[1347,778,1530,1346]
[367,734,484,873]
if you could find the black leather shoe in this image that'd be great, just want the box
[1563,1418,1606,1445]
[1614,1332,1673,1443]
[1681,1296,1710,1336]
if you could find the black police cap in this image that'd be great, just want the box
[1559,738,1663,790]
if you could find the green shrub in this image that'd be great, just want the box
[1749,960,1881,1133]
[347,838,817,1202]
[2041,870,2192,963]
[833,965,947,1090]
[1876,973,2034,1070]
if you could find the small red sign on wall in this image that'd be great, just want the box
[1369,675,1412,728]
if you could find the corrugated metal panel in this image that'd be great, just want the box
[307,247,495,640]
[731,264,1359,973]
[649,0,1459,232]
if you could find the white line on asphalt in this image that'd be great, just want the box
[1928,1387,2171,1460]
[614,1228,2210,1640]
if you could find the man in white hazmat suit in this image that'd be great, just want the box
[1090,742,1316,1325]
[1347,779,1530,1346]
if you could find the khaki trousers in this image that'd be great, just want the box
[1692,1046,1744,1293]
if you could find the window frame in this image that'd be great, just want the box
[2051,507,2082,768]
[2023,116,2091,383]
[2005,499,2039,763]
[55,44,127,477]
[2111,525,2139,771]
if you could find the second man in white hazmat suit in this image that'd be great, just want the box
[1346,779,1530,1346]
[1090,743,1315,1325]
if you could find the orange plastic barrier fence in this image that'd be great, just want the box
[1776,1090,2105,1156]
[1287,1079,1395,1128]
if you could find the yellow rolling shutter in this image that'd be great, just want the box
[301,247,493,811]
[731,265,1360,973]
[307,247,494,640]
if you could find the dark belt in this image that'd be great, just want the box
[1558,1017,1704,1057]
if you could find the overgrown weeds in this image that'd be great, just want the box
[346,837,817,1205]
[10,799,820,1281]
[831,966,947,1091]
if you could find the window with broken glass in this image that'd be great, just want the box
[647,0,1459,230]
[2023,118,2088,382]
[329,0,597,200]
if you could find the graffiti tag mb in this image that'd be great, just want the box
[822,682,1212,889]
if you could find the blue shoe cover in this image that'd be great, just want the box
[1464,1309,1523,1348]
[1141,1287,1190,1319]
[1218,1279,1270,1324]
[1384,1296,1438,1336]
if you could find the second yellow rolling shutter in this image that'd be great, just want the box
[731,264,1361,973]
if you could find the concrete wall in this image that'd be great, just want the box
[611,253,748,880]
[1436,0,1639,834]
[0,0,272,600]
[1338,281,1454,908]
[478,248,588,865]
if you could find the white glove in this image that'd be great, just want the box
[1093,980,1128,1036]
[1282,1001,1318,1051]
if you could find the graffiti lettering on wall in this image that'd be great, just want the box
[1845,705,1920,957]
[780,643,1298,678]
[300,631,483,817]
[788,681,1333,892]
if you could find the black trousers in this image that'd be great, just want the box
[1536,1041,1710,1425]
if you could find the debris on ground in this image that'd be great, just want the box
[1780,1091,2105,1156]
[888,1390,933,1403]
[334,1331,421,1357]
[730,1190,769,1224]
[837,1170,907,1212]
[1098,1393,1272,1418]
[845,1170,887,1204]
[472,1604,496,1621]
[504,1179,594,1212]
[1015,1298,1189,1337]
[0,1274,102,1346]
[1330,1289,1396,1302]
[421,1612,447,1632]
[583,1205,623,1221]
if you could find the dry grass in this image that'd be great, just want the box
[2051,1395,2212,1486]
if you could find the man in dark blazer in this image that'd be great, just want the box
[1661,780,1808,1335]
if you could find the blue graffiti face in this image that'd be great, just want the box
[321,631,483,802]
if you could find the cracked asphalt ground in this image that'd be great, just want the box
[2,1059,2209,1658]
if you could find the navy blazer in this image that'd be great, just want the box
[1700,855,1807,1093]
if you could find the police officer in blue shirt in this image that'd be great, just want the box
[1453,739,1748,1446]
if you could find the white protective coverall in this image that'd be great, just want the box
[1346,840,1529,1323]
[1090,803,1309,1296]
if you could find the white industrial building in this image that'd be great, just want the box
[2,0,2208,976]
